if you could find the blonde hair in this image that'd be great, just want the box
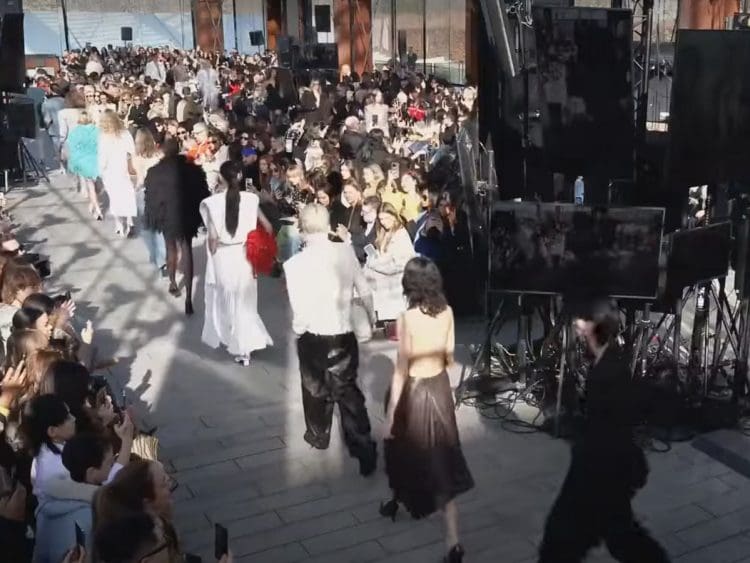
[362,163,385,190]
[77,110,93,125]
[299,203,331,236]
[134,128,158,158]
[99,109,125,135]
[375,202,404,252]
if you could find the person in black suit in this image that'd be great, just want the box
[340,117,367,161]
[336,194,379,264]
[538,299,670,563]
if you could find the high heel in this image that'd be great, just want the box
[379,499,399,521]
[185,300,194,316]
[443,544,464,563]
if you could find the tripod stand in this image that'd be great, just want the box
[17,137,49,185]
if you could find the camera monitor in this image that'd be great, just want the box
[490,202,664,298]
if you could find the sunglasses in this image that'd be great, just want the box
[240,135,250,140]
[177,131,187,136]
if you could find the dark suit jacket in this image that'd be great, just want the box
[351,222,377,264]
[340,130,366,160]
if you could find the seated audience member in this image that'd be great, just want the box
[93,459,179,561]
[33,433,116,563]
[94,512,234,563]
[22,394,77,503]
[0,264,43,349]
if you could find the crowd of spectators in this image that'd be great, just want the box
[2,42,479,561]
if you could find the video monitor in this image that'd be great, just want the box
[489,202,664,298]
[668,222,731,291]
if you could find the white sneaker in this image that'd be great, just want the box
[234,355,251,366]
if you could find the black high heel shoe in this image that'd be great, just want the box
[443,544,464,563]
[379,498,399,521]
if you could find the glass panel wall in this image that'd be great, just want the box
[371,0,394,66]
[371,0,466,83]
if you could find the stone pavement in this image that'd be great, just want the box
[12,172,750,562]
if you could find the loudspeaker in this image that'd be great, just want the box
[313,4,331,33]
[397,29,407,61]
[0,13,25,93]
[0,96,37,139]
[121,26,132,41]
[249,30,264,46]
[478,0,519,77]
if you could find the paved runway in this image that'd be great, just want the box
[14,172,750,562]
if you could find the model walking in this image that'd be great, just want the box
[382,257,474,563]
[199,161,274,364]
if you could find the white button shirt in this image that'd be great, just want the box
[284,234,374,336]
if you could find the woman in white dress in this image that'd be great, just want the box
[98,110,138,237]
[200,161,274,366]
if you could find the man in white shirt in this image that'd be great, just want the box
[284,203,378,476]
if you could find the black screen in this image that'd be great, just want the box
[490,202,664,298]
[668,222,732,290]
[532,7,634,183]
[314,5,331,33]
[669,30,750,187]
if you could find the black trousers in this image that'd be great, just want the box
[297,331,375,462]
[539,442,670,563]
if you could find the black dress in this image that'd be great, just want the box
[144,155,210,240]
[385,363,474,517]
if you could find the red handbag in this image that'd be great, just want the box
[245,228,278,277]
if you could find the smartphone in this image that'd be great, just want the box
[364,244,377,258]
[214,523,228,559]
[74,522,85,556]
[372,114,379,125]
[245,178,254,190]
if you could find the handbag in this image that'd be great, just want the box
[246,228,278,277]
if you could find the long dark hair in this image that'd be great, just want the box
[402,256,448,317]
[20,394,71,456]
[220,160,242,237]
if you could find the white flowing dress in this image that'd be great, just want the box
[98,130,137,218]
[200,191,273,356]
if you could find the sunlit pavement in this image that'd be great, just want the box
[14,171,750,562]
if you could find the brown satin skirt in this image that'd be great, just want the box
[384,371,474,518]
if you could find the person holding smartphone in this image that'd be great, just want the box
[364,90,390,138]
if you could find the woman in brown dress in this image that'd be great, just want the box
[382,256,474,563]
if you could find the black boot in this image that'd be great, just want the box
[443,544,464,563]
[379,498,399,521]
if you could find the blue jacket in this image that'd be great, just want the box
[33,490,93,563]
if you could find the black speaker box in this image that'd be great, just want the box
[121,26,132,41]
[0,13,25,93]
[249,30,264,46]
[0,96,37,139]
